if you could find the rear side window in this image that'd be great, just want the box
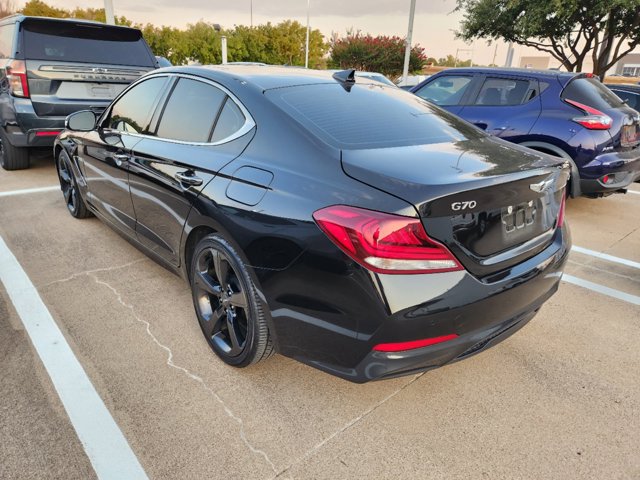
[0,24,13,58]
[267,83,484,149]
[156,78,227,143]
[210,99,245,142]
[474,77,534,106]
[21,20,154,67]
[108,77,168,133]
[561,77,625,110]
[414,75,472,106]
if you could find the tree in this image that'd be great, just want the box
[456,0,640,78]
[329,33,427,79]
[21,0,130,26]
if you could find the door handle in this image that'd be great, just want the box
[175,171,203,186]
[113,153,129,167]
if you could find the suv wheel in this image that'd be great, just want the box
[0,128,29,170]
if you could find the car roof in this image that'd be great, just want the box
[436,67,581,81]
[156,65,366,90]
[605,83,640,93]
[1,14,139,30]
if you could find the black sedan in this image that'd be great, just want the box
[55,66,570,383]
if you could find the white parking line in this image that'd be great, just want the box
[0,235,148,480]
[0,185,60,197]
[572,246,640,270]
[628,189,640,195]
[562,274,640,306]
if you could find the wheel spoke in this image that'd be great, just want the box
[202,305,225,338]
[226,313,243,355]
[195,271,222,297]
[211,249,229,287]
[228,290,247,309]
[63,186,72,203]
[59,167,71,184]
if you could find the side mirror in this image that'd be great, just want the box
[65,110,97,131]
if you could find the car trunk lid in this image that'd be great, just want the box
[341,138,569,277]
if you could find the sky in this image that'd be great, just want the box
[16,0,544,66]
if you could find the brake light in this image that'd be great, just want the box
[565,99,611,130]
[373,333,459,352]
[557,194,566,228]
[7,60,29,98]
[313,205,463,274]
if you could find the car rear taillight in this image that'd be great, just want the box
[557,194,566,228]
[373,333,459,352]
[7,60,29,98]
[565,99,611,130]
[313,205,463,274]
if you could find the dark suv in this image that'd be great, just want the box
[0,15,157,170]
[412,68,640,197]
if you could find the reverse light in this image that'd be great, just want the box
[565,99,612,130]
[312,205,463,274]
[373,334,459,352]
[7,60,29,98]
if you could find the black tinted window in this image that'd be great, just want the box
[109,77,168,134]
[415,75,472,106]
[210,98,245,142]
[562,77,625,110]
[268,83,484,149]
[22,20,154,67]
[157,78,226,142]
[0,24,13,58]
[475,78,533,106]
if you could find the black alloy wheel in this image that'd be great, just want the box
[56,149,91,218]
[191,234,273,367]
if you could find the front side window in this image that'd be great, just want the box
[474,78,533,106]
[108,77,168,134]
[415,75,472,106]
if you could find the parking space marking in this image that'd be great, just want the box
[0,234,148,480]
[0,185,60,197]
[628,189,640,195]
[562,274,640,306]
[572,246,640,270]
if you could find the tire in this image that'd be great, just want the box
[56,149,92,218]
[190,234,274,367]
[0,127,29,170]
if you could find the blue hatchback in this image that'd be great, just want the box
[411,68,640,197]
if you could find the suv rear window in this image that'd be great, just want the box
[21,20,154,67]
[267,83,483,149]
[561,77,625,110]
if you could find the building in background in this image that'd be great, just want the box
[613,53,640,76]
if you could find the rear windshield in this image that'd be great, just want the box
[21,20,154,67]
[266,83,484,149]
[561,77,625,110]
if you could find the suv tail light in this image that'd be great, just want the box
[313,205,463,274]
[565,99,611,130]
[7,60,30,98]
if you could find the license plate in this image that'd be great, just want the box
[621,124,639,147]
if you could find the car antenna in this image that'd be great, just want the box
[332,69,356,91]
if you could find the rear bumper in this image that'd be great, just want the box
[579,148,640,195]
[272,225,570,383]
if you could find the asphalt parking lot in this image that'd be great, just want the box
[1,155,639,480]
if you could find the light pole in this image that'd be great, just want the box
[304,0,310,68]
[401,0,416,85]
[454,48,473,67]
[104,0,115,25]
